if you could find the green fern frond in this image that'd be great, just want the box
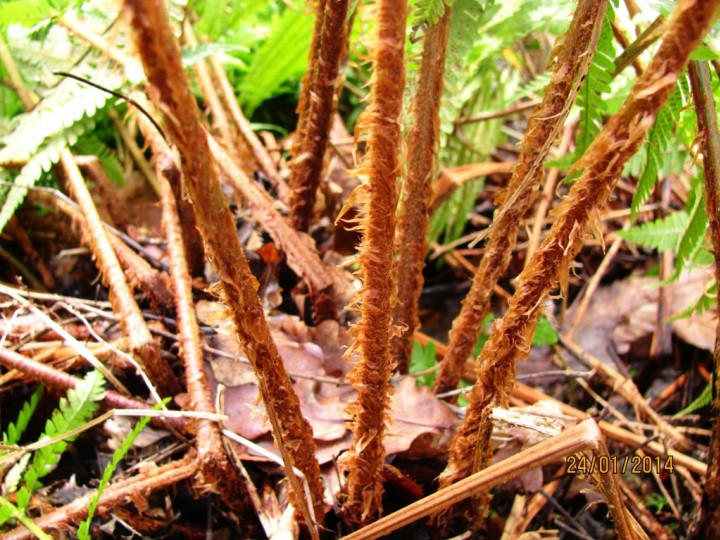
[2,387,43,447]
[670,279,716,321]
[574,3,615,160]
[0,0,78,30]
[76,399,169,540]
[412,0,454,27]
[73,135,125,186]
[0,119,91,233]
[238,1,314,115]
[631,75,688,218]
[617,210,689,252]
[0,496,51,539]
[13,370,105,513]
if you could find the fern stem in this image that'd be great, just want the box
[688,59,720,538]
[438,0,719,530]
[288,0,350,232]
[434,0,609,399]
[123,0,324,529]
[157,150,257,523]
[392,9,452,373]
[341,0,408,527]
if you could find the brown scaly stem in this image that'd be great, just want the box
[391,9,452,373]
[288,0,350,231]
[157,154,256,523]
[0,346,186,432]
[434,0,609,397]
[688,60,720,539]
[341,0,408,527]
[122,1,324,530]
[437,0,720,531]
[1,455,199,540]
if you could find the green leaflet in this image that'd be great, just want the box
[2,387,43,447]
[7,370,105,519]
[617,210,689,253]
[410,341,437,388]
[76,399,169,540]
[238,1,314,116]
[631,75,689,218]
[73,135,125,186]
[0,0,78,29]
[573,3,615,163]
[412,0,454,27]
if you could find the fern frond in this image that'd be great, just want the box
[631,75,688,217]
[0,0,77,30]
[73,135,125,186]
[574,3,615,160]
[2,386,43,446]
[0,495,51,539]
[14,370,105,512]
[412,0,453,26]
[0,119,90,233]
[670,279,717,320]
[238,2,315,115]
[617,210,689,252]
[76,400,168,540]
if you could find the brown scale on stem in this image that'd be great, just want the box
[436,0,720,531]
[391,9,452,374]
[122,0,324,530]
[341,0,408,528]
[434,0,608,397]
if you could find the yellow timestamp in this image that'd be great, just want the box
[566,454,674,475]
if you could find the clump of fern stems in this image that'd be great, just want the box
[123,0,324,531]
[436,0,720,532]
[341,0,408,527]
[433,0,609,397]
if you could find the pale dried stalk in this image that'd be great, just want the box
[688,59,720,539]
[392,9,452,373]
[439,0,719,527]
[60,149,181,396]
[288,0,350,231]
[341,0,408,527]
[122,0,324,528]
[434,0,609,397]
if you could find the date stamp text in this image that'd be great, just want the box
[567,454,674,475]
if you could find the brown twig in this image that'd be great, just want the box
[122,1,324,530]
[1,456,199,540]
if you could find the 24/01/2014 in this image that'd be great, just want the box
[566,454,674,475]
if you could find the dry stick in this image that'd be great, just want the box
[557,333,691,452]
[0,346,185,432]
[59,151,181,396]
[344,420,641,540]
[433,0,608,398]
[341,0,408,527]
[122,1,324,531]
[688,60,720,539]
[1,456,198,540]
[157,155,256,523]
[391,9,452,373]
[288,0,349,232]
[437,0,719,529]
[207,54,291,203]
[5,216,56,290]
